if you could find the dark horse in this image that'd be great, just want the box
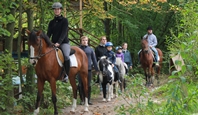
[140,37,163,87]
[26,30,89,115]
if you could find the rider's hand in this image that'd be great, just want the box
[112,64,114,67]
[54,43,60,47]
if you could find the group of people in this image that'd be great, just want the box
[46,2,159,105]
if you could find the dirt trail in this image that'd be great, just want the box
[61,74,168,115]
[61,93,129,115]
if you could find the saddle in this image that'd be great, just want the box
[56,48,75,64]
[140,49,158,62]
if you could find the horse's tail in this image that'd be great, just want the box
[157,48,163,66]
[156,48,163,74]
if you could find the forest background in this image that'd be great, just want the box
[0,0,198,114]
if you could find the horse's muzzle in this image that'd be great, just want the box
[30,59,38,66]
[144,50,149,53]
[102,71,108,76]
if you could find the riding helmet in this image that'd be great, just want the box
[115,46,122,51]
[105,42,113,47]
[52,2,62,9]
[147,26,152,30]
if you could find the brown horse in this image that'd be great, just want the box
[26,30,89,115]
[140,38,163,87]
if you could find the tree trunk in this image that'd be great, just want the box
[18,0,24,91]
[25,0,35,110]
[4,7,15,111]
[39,0,44,30]
[103,1,111,41]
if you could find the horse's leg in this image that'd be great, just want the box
[149,66,154,87]
[69,74,78,112]
[115,81,119,98]
[123,78,126,91]
[102,82,107,101]
[34,80,44,115]
[107,83,113,101]
[79,71,89,112]
[144,68,149,87]
[120,75,124,92]
[155,66,160,85]
[49,80,58,115]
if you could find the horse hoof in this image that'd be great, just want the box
[102,98,106,102]
[70,111,75,114]
[70,108,75,113]
[84,107,89,112]
[34,108,39,115]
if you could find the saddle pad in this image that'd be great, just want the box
[70,54,78,67]
[55,49,78,67]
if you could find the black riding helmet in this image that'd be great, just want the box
[147,26,152,30]
[52,2,63,9]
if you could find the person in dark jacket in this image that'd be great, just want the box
[94,36,107,85]
[95,36,107,61]
[47,2,70,82]
[104,42,121,83]
[78,36,99,105]
[122,43,133,69]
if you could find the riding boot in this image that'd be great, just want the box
[88,86,92,105]
[78,85,84,105]
[62,59,70,82]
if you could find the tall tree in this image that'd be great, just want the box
[24,0,36,110]
[18,0,23,89]
[4,1,16,110]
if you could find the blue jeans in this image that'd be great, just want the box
[151,47,158,62]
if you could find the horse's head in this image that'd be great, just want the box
[26,30,53,66]
[141,37,150,54]
[98,56,111,76]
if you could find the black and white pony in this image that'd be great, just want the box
[98,56,119,101]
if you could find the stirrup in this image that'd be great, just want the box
[155,62,159,66]
[62,74,68,83]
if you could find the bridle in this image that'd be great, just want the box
[30,36,55,62]
[142,37,151,54]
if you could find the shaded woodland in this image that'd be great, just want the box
[1,0,198,114]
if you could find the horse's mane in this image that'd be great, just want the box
[29,30,53,47]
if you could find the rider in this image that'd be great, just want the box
[47,2,70,82]
[104,42,121,83]
[115,46,124,62]
[138,26,159,66]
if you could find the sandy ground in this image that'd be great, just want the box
[61,93,128,115]
[61,74,169,115]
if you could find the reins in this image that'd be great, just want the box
[30,37,56,60]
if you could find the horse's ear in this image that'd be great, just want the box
[36,30,42,36]
[26,29,31,35]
